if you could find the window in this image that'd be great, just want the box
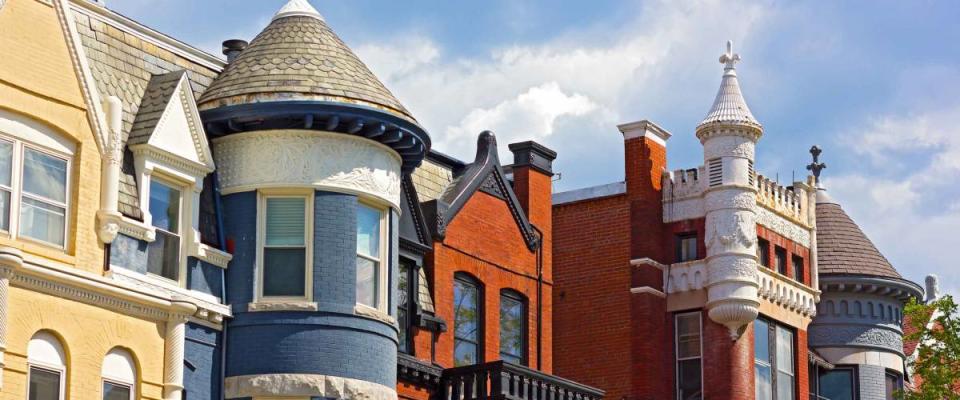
[675,312,702,400]
[754,318,795,400]
[454,274,481,366]
[814,367,856,400]
[677,234,698,263]
[757,239,770,268]
[398,258,416,354]
[500,290,526,365]
[792,256,804,282]
[775,247,787,276]
[356,203,386,309]
[884,371,902,400]
[102,348,136,400]
[147,179,182,281]
[27,331,66,400]
[259,194,310,299]
[0,136,70,248]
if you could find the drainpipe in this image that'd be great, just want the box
[532,225,544,370]
[212,169,229,400]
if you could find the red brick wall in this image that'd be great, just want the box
[553,194,633,399]
[756,225,812,285]
[796,329,810,400]
[398,381,432,400]
[625,137,668,264]
[702,319,755,400]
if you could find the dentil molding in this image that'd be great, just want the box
[213,130,402,208]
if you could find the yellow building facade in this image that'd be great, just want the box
[0,1,227,399]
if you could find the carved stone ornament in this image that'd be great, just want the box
[755,207,811,247]
[708,256,758,284]
[705,190,756,211]
[705,211,756,250]
[704,135,755,160]
[809,325,903,354]
[214,130,402,208]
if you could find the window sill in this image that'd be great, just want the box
[247,301,318,312]
[191,243,232,269]
[355,304,396,325]
[97,211,156,244]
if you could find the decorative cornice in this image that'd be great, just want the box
[819,275,923,303]
[130,145,214,179]
[191,243,231,269]
[630,286,666,298]
[97,211,156,243]
[755,206,811,247]
[397,353,442,388]
[757,267,818,318]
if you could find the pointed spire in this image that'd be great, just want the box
[273,0,324,22]
[697,40,761,130]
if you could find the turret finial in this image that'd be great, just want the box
[807,145,826,184]
[719,40,741,70]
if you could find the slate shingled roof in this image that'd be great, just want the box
[72,7,221,219]
[197,13,414,122]
[815,191,902,279]
[128,71,187,145]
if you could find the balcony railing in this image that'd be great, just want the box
[439,361,604,400]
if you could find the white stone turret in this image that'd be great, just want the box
[697,41,763,339]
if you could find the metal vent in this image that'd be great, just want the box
[748,160,755,186]
[709,158,723,187]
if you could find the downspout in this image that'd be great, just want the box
[99,96,124,269]
[532,225,544,370]
[212,168,229,400]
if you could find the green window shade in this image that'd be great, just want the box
[266,198,305,246]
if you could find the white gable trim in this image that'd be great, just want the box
[135,74,214,172]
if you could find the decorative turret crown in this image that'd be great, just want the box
[697,41,762,139]
[273,0,324,21]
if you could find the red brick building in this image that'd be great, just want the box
[553,42,821,400]
[397,132,602,400]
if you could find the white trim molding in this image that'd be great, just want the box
[213,131,403,209]
[618,120,672,147]
[224,373,398,400]
[192,243,231,269]
[630,286,666,298]
[630,257,666,271]
[97,211,156,244]
[247,301,318,313]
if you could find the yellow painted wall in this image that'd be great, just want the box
[0,0,105,275]
[4,287,167,400]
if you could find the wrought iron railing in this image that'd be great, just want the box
[439,361,604,400]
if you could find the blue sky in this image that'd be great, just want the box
[109,0,960,296]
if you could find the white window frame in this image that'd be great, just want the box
[675,311,703,400]
[101,348,136,400]
[356,200,388,312]
[145,174,187,285]
[0,133,72,250]
[101,379,134,400]
[27,332,67,400]
[255,189,314,303]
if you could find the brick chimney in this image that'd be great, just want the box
[619,120,671,263]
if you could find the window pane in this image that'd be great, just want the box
[147,229,180,281]
[680,236,697,262]
[777,372,794,400]
[454,341,478,367]
[263,248,306,297]
[356,205,381,258]
[678,359,702,400]
[0,140,12,187]
[754,319,769,362]
[103,381,131,400]
[677,314,701,358]
[149,180,180,232]
[885,372,901,400]
[265,198,305,246]
[454,279,479,341]
[777,326,794,374]
[23,148,67,203]
[20,197,65,246]
[500,294,524,363]
[818,369,854,400]
[776,248,787,275]
[356,256,379,307]
[0,190,10,231]
[28,367,61,400]
[755,363,772,400]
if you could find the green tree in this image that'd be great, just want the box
[900,295,960,400]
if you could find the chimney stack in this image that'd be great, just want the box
[222,39,248,63]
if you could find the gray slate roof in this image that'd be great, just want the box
[128,70,187,146]
[197,14,413,122]
[72,8,221,219]
[815,197,902,279]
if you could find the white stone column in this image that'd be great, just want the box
[0,247,23,388]
[163,300,196,400]
[97,96,124,244]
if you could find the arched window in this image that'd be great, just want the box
[101,348,136,400]
[0,110,74,249]
[499,289,527,365]
[453,273,482,366]
[27,331,66,400]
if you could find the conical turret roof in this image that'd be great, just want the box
[697,41,762,130]
[815,190,902,279]
[198,0,413,122]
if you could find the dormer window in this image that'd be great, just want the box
[147,179,182,281]
[0,134,71,249]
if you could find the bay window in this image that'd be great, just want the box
[0,136,70,248]
[356,203,386,310]
[499,290,526,365]
[259,193,311,300]
[147,179,182,281]
[676,312,702,400]
[755,318,795,400]
[454,273,481,366]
